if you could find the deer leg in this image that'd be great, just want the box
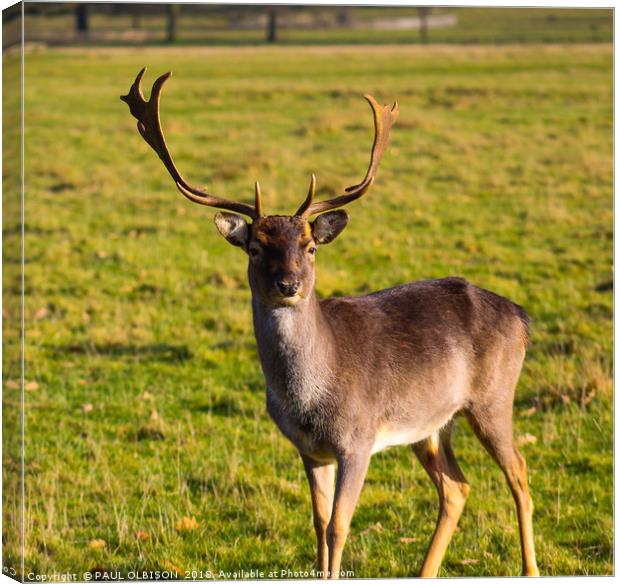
[466,410,539,576]
[505,447,539,576]
[302,456,336,579]
[327,449,372,579]
[412,430,470,578]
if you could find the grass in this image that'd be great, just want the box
[2,43,613,578]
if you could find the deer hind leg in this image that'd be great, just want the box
[412,427,470,578]
[301,456,336,579]
[465,407,539,576]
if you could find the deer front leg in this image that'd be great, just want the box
[327,448,372,579]
[302,456,336,579]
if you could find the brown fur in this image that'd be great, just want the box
[229,215,539,578]
[253,216,311,247]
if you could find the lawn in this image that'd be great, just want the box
[3,43,613,578]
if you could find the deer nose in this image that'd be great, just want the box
[276,280,300,297]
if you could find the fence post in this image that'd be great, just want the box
[132,6,141,29]
[418,7,429,43]
[167,5,180,42]
[267,7,278,42]
[75,4,89,37]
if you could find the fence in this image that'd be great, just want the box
[2,4,613,49]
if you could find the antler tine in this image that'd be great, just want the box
[121,68,258,219]
[294,174,317,217]
[254,181,263,217]
[300,94,398,218]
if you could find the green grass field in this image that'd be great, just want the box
[3,43,613,578]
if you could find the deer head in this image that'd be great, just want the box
[121,68,398,307]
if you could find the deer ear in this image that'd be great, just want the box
[311,210,349,245]
[214,212,249,248]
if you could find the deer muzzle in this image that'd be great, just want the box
[276,280,300,297]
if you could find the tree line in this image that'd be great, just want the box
[69,4,431,43]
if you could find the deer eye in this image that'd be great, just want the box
[308,246,317,256]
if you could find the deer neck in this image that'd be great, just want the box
[252,291,335,414]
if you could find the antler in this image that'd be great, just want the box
[121,67,260,219]
[296,94,398,218]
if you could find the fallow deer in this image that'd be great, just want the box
[122,68,539,578]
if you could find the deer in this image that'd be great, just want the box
[122,68,539,578]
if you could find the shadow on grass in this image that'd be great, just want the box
[183,394,248,417]
[51,342,193,363]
